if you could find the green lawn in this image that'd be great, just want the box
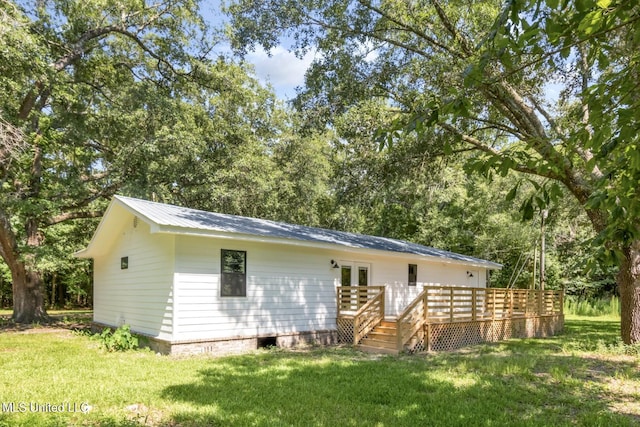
[0,315,638,426]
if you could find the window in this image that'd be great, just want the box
[341,266,352,286]
[358,266,368,286]
[221,250,246,297]
[408,264,417,286]
[121,256,129,270]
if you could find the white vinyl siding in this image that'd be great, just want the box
[380,261,487,317]
[172,235,489,340]
[92,215,175,339]
[173,236,337,341]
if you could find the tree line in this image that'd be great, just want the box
[0,0,636,343]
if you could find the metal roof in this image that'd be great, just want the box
[111,195,502,269]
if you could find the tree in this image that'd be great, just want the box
[227,0,640,343]
[327,98,602,291]
[0,0,270,323]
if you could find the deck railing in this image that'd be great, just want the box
[337,286,385,315]
[337,286,385,344]
[396,286,563,351]
[396,288,428,351]
[353,291,385,345]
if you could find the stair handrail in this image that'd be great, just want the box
[353,287,385,345]
[396,288,428,352]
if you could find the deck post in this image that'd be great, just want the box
[450,288,454,322]
[491,288,496,321]
[508,290,514,317]
[538,290,543,316]
[353,314,359,345]
[423,288,429,323]
[472,288,477,321]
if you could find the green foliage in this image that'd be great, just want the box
[225,0,640,253]
[1,0,224,319]
[484,0,640,260]
[95,325,139,352]
[227,0,639,343]
[325,104,611,290]
[564,296,621,317]
[0,262,11,307]
[1,0,337,318]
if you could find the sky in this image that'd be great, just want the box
[244,47,316,100]
[203,2,562,105]
[201,1,314,101]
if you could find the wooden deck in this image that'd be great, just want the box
[337,286,564,353]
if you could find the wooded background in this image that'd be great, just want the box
[1,0,636,341]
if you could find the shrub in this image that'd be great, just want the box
[96,325,139,352]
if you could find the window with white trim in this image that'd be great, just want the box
[221,250,246,297]
[408,264,417,286]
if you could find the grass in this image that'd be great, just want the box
[564,296,621,317]
[0,315,638,426]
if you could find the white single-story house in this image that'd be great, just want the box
[76,195,502,355]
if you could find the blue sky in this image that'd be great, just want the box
[201,1,314,100]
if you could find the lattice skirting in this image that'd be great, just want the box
[338,315,564,352]
[422,315,564,352]
[337,317,355,344]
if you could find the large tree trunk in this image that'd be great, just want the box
[0,212,49,324]
[619,240,640,344]
[11,260,48,323]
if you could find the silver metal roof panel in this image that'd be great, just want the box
[114,195,502,269]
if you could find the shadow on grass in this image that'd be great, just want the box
[0,310,93,333]
[160,319,639,427]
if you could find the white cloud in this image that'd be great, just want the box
[246,46,316,99]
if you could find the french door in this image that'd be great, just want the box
[340,262,370,286]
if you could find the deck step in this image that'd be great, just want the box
[379,320,397,328]
[367,331,395,341]
[357,320,400,354]
[359,338,397,349]
[357,344,399,355]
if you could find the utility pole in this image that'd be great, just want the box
[532,246,537,290]
[540,209,548,291]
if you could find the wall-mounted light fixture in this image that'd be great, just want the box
[466,271,474,278]
[330,259,340,269]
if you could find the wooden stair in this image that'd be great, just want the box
[357,320,399,354]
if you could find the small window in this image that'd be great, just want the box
[121,256,129,270]
[408,264,417,286]
[221,250,246,297]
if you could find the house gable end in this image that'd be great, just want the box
[75,199,158,258]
